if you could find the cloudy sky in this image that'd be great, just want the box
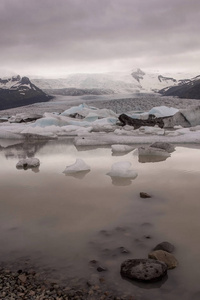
[0,0,200,77]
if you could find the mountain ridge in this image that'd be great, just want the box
[0,75,53,110]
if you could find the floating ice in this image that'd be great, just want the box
[137,146,171,163]
[111,144,135,153]
[61,103,117,119]
[139,126,165,135]
[180,106,200,127]
[148,106,179,118]
[150,142,175,153]
[107,161,138,179]
[63,158,91,174]
[138,146,170,157]
[16,158,40,169]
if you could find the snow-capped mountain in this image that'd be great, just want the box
[31,69,199,95]
[32,72,141,94]
[0,75,52,110]
[159,75,200,99]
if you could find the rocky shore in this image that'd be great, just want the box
[0,267,135,300]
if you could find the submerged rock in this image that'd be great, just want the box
[140,192,151,198]
[16,158,40,169]
[121,258,167,282]
[148,250,178,269]
[153,241,175,253]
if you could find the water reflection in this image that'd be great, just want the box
[0,140,200,300]
[0,140,48,159]
[108,176,135,186]
[121,274,168,289]
[64,170,90,179]
[138,155,170,163]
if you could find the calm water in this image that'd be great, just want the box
[0,139,200,300]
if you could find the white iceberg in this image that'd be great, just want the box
[148,106,179,118]
[63,158,91,174]
[107,161,138,179]
[111,144,135,153]
[16,158,40,169]
[139,126,165,135]
[61,103,117,119]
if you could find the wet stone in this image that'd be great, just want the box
[148,250,178,269]
[140,192,152,198]
[153,241,175,253]
[120,258,167,282]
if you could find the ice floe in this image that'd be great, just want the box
[1,104,200,146]
[111,144,135,154]
[63,158,91,174]
[137,146,170,163]
[107,161,138,179]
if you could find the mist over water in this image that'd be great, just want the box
[0,140,200,299]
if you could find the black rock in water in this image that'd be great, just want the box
[140,192,151,198]
[121,258,167,282]
[153,241,175,253]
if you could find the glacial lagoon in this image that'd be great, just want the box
[0,139,200,300]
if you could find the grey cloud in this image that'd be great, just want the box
[0,0,200,75]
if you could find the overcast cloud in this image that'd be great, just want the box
[0,0,200,77]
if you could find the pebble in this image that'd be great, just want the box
[121,258,168,282]
[0,267,130,300]
[153,241,175,253]
[148,250,178,269]
[140,192,151,198]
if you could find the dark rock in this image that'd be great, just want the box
[0,75,53,110]
[144,235,151,239]
[97,266,107,272]
[148,250,178,269]
[153,241,175,253]
[140,192,151,198]
[118,114,165,129]
[118,247,130,254]
[121,259,167,282]
[159,77,200,100]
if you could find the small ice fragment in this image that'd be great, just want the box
[111,144,135,153]
[107,161,138,179]
[63,158,91,174]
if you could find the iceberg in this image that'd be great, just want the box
[138,146,170,157]
[138,146,171,163]
[107,161,138,179]
[148,106,179,118]
[61,103,118,119]
[111,144,135,154]
[63,158,91,174]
